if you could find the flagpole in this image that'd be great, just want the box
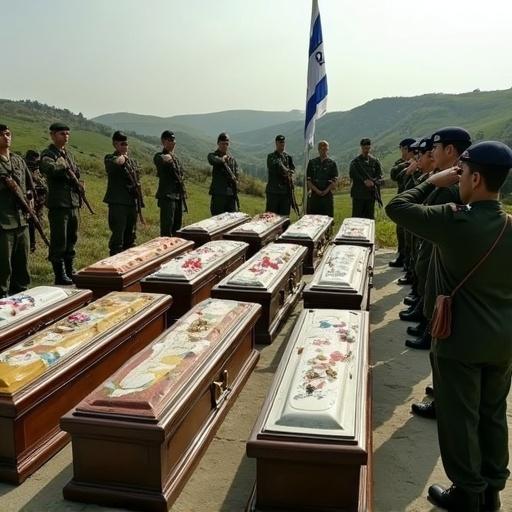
[301,144,310,216]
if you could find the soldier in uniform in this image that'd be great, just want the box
[207,132,239,215]
[24,150,47,252]
[104,131,143,255]
[0,125,31,298]
[349,138,384,219]
[265,134,295,215]
[40,122,82,285]
[386,140,512,512]
[306,140,338,217]
[154,130,186,236]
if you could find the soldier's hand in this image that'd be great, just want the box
[222,154,229,162]
[116,155,126,165]
[162,154,173,163]
[427,167,460,188]
[405,161,418,175]
[364,179,375,188]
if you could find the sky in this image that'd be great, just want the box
[2,0,512,119]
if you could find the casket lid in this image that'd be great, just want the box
[308,245,370,293]
[79,237,189,275]
[226,212,285,236]
[148,240,248,282]
[280,214,332,240]
[0,287,79,329]
[218,243,307,289]
[0,292,162,395]
[261,309,368,441]
[179,212,250,234]
[335,217,375,244]
[75,298,261,420]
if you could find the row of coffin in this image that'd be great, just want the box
[0,211,375,512]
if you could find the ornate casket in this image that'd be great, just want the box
[211,243,307,344]
[73,237,194,298]
[0,291,171,484]
[303,245,372,311]
[247,308,372,512]
[140,240,248,322]
[177,212,251,247]
[277,214,333,274]
[61,298,261,512]
[0,287,92,351]
[223,212,290,257]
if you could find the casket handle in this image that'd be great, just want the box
[211,370,231,409]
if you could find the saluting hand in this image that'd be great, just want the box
[162,154,173,163]
[116,155,126,165]
[427,166,460,188]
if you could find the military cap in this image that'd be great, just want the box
[217,132,230,142]
[49,122,70,132]
[399,138,416,149]
[430,126,471,144]
[0,124,9,132]
[460,141,512,169]
[360,138,371,146]
[112,130,128,142]
[418,137,433,152]
[275,134,286,142]
[161,130,176,141]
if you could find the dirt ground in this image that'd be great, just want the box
[0,249,510,511]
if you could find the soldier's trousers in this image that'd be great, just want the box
[431,353,512,493]
[0,226,30,296]
[307,193,334,218]
[48,207,79,263]
[351,199,375,219]
[210,195,237,216]
[265,193,290,216]
[158,198,183,236]
[108,204,137,256]
[396,225,405,257]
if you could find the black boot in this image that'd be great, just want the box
[52,261,73,286]
[425,385,434,397]
[397,274,413,285]
[64,258,77,278]
[399,301,425,322]
[428,484,482,512]
[405,331,431,350]
[483,487,501,511]
[411,400,436,419]
[389,254,404,267]
[403,294,419,306]
[407,322,426,337]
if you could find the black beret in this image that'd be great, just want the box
[430,126,471,144]
[360,138,371,146]
[399,138,416,149]
[112,130,128,142]
[217,132,230,143]
[0,124,9,133]
[275,134,285,142]
[418,137,433,152]
[161,130,175,141]
[49,122,70,132]
[460,141,512,169]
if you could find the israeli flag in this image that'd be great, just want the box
[304,0,328,148]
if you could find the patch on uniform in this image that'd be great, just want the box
[449,203,470,213]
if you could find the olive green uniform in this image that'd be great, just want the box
[103,153,141,255]
[386,181,512,495]
[266,150,295,215]
[349,154,383,219]
[26,164,47,252]
[390,158,408,257]
[306,156,338,217]
[40,144,80,265]
[207,151,239,215]
[0,153,31,297]
[154,151,185,236]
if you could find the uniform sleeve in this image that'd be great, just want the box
[208,152,223,166]
[329,161,338,180]
[232,159,239,177]
[390,161,407,182]
[288,155,295,171]
[104,154,120,175]
[375,159,383,180]
[306,160,313,180]
[40,154,67,178]
[349,159,364,183]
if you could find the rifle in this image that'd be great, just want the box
[223,157,240,211]
[1,175,50,247]
[356,160,384,208]
[169,154,188,213]
[279,162,300,216]
[124,158,145,225]
[61,153,95,214]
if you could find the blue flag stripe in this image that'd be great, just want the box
[308,15,323,56]
[304,76,328,134]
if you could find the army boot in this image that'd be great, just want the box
[64,258,77,278]
[52,261,73,286]
[428,484,482,512]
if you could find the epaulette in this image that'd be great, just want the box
[449,203,471,214]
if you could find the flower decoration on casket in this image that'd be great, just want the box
[0,294,36,318]
[182,257,203,271]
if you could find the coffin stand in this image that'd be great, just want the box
[211,243,307,344]
[223,212,290,257]
[177,212,250,247]
[303,245,371,311]
[141,240,248,322]
[0,286,92,352]
[0,291,171,484]
[62,298,261,512]
[247,309,372,512]
[278,214,333,274]
[73,237,194,298]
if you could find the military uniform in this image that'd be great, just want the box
[349,154,383,219]
[207,150,239,215]
[306,156,338,217]
[266,150,295,215]
[25,158,47,252]
[154,150,185,236]
[0,153,31,296]
[390,157,408,261]
[103,153,141,255]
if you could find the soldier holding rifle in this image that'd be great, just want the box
[266,134,299,216]
[207,132,240,215]
[104,131,144,256]
[41,122,86,285]
[154,130,187,236]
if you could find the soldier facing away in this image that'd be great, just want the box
[24,150,47,252]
